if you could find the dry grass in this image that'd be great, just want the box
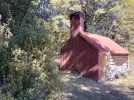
[119,73,134,87]
[108,72,134,87]
[50,72,134,100]
[50,57,134,100]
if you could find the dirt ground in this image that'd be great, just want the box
[51,60,134,100]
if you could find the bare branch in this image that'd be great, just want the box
[4,0,25,13]
[19,0,31,26]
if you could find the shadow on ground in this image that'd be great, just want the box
[52,58,134,100]
[58,72,134,100]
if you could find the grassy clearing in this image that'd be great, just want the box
[129,54,134,60]
[110,72,134,88]
[120,74,134,87]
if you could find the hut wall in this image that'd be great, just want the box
[60,35,101,80]
[76,36,100,80]
[106,53,129,79]
[60,38,77,71]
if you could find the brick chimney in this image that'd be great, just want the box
[70,12,85,38]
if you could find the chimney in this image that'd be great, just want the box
[70,12,85,38]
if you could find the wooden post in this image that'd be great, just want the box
[101,52,107,80]
[98,52,101,81]
[128,55,129,69]
[98,52,104,81]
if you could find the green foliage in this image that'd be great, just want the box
[108,0,134,51]
[75,0,134,52]
[0,0,61,99]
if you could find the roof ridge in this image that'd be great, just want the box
[79,32,129,54]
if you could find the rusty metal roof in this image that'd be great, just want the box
[80,32,130,54]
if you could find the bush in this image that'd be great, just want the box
[0,21,61,99]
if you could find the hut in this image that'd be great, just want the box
[60,12,130,81]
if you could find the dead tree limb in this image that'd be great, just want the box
[4,0,25,13]
[19,0,31,26]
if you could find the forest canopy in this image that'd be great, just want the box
[0,0,134,99]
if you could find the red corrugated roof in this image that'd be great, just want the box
[80,32,130,54]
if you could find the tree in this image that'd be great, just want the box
[0,0,61,99]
